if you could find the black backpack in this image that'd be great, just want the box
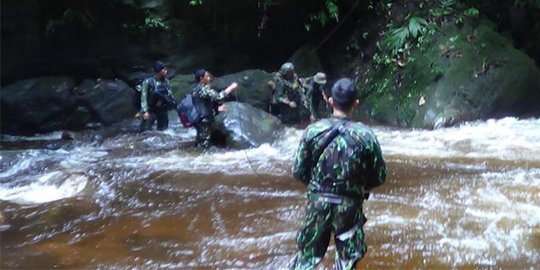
[176,91,202,127]
[148,78,178,110]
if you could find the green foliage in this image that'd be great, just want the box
[46,8,95,34]
[383,16,429,56]
[438,0,456,10]
[325,0,339,21]
[305,0,340,30]
[464,7,479,18]
[189,0,203,5]
[144,13,168,30]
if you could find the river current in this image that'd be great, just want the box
[1,117,539,269]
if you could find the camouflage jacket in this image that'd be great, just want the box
[301,77,326,117]
[193,83,228,122]
[292,117,386,198]
[140,77,174,112]
[271,73,302,105]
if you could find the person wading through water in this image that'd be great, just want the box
[300,72,328,122]
[291,78,386,270]
[139,61,177,132]
[269,62,304,125]
[192,69,238,148]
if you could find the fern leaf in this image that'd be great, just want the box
[408,17,428,38]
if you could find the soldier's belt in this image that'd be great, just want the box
[308,192,361,205]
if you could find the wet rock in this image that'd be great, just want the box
[74,79,136,125]
[209,70,274,111]
[213,102,284,149]
[359,20,540,128]
[0,76,77,135]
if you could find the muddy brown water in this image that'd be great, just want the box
[1,117,539,269]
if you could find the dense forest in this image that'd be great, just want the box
[2,0,540,134]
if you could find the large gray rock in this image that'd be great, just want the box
[211,69,274,111]
[359,20,540,128]
[1,76,77,134]
[73,79,137,125]
[171,69,274,112]
[1,77,137,135]
[416,23,540,128]
[213,102,284,149]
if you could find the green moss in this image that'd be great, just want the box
[360,17,532,127]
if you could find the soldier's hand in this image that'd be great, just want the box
[225,82,238,95]
[289,101,297,108]
[143,112,150,120]
[218,104,227,112]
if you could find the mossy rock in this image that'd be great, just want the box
[360,19,540,128]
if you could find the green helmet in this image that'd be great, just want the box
[279,62,294,74]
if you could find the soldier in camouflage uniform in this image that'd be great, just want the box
[192,69,238,148]
[139,61,177,132]
[270,62,305,125]
[300,72,328,122]
[291,78,386,270]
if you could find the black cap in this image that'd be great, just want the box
[194,69,206,82]
[331,78,357,104]
[153,61,166,73]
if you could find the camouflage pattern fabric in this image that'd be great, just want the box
[139,110,168,132]
[139,77,174,132]
[271,73,301,105]
[301,77,326,120]
[140,77,174,112]
[195,121,212,148]
[271,73,306,124]
[193,83,227,148]
[293,197,366,270]
[292,116,386,269]
[194,83,228,122]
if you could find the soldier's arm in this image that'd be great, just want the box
[365,137,386,191]
[165,80,177,104]
[292,131,313,186]
[306,86,316,117]
[140,79,150,112]
[198,86,227,103]
[274,81,290,104]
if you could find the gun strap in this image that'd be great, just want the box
[312,119,348,165]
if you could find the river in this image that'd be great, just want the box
[1,117,539,269]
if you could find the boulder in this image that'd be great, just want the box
[1,76,77,134]
[213,102,284,149]
[171,69,274,112]
[360,20,540,128]
[415,22,540,128]
[0,77,137,135]
[73,79,137,125]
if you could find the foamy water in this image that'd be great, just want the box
[1,117,539,268]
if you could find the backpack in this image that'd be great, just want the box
[137,77,177,110]
[176,92,202,127]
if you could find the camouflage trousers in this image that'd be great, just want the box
[293,194,367,270]
[140,109,169,132]
[194,121,212,148]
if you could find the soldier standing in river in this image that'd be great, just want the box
[269,62,304,125]
[192,69,238,148]
[300,72,327,122]
[291,78,386,270]
[139,61,177,132]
